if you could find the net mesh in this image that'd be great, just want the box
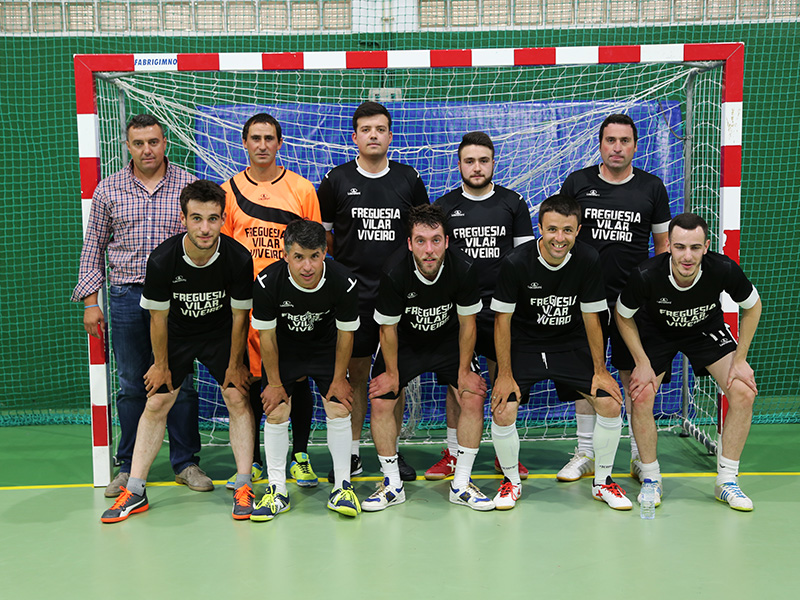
[92,60,716,445]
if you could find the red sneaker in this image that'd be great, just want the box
[424,448,457,480]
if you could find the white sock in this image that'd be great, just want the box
[640,459,661,483]
[593,415,622,485]
[264,421,289,495]
[446,427,459,456]
[453,445,478,490]
[327,416,352,489]
[491,421,521,485]
[629,428,640,460]
[351,439,360,458]
[717,455,740,485]
[576,413,596,457]
[378,454,402,489]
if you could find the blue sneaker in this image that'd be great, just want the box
[250,485,290,522]
[449,481,495,511]
[715,481,753,511]
[328,481,361,517]
[362,477,406,512]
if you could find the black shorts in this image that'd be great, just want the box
[614,321,737,378]
[158,332,232,393]
[371,336,480,400]
[511,345,609,405]
[474,306,497,363]
[352,308,379,359]
[263,344,336,398]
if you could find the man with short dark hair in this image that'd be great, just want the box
[318,101,429,482]
[615,212,762,510]
[491,194,630,511]
[364,204,491,512]
[428,131,535,482]
[73,114,211,498]
[556,113,672,484]
[250,219,362,521]
[221,113,322,489]
[101,180,256,523]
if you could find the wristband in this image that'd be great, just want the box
[84,304,100,309]
[268,382,284,388]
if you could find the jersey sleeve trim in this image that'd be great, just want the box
[491,298,515,313]
[513,235,535,247]
[140,296,169,311]
[374,310,401,326]
[616,299,638,319]
[738,288,760,310]
[322,221,333,232]
[457,300,482,316]
[652,221,670,234]
[251,317,277,330]
[231,298,253,310]
[580,299,608,313]
[336,316,361,332]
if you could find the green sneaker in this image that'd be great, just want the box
[327,481,361,517]
[289,452,318,488]
[250,485,290,522]
[226,463,265,491]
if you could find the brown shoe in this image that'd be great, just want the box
[105,471,130,498]
[175,465,214,492]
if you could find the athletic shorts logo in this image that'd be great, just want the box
[586,189,600,197]
[347,188,361,196]
[450,210,465,218]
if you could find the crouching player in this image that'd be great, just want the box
[101,180,256,523]
[490,194,630,510]
[615,212,762,510]
[250,219,361,520]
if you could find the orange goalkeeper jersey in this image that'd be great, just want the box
[221,167,321,275]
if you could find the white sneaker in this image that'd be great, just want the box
[450,481,495,511]
[630,457,644,483]
[362,478,406,512]
[592,477,633,510]
[715,481,754,511]
[637,479,663,507]
[557,448,595,482]
[493,479,522,510]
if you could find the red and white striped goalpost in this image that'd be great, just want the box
[75,42,744,486]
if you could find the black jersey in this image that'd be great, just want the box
[140,233,254,338]
[435,184,535,300]
[616,251,759,339]
[491,239,608,352]
[374,246,481,347]
[318,159,429,311]
[561,166,672,305]
[251,258,360,349]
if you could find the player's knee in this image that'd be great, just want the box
[222,389,248,414]
[492,405,518,427]
[266,403,290,424]
[457,392,485,415]
[324,401,349,420]
[370,397,396,420]
[144,394,174,416]
[728,380,756,409]
[592,396,622,418]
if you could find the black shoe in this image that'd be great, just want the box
[398,453,417,482]
[327,454,364,483]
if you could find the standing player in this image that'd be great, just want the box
[429,131,535,481]
[615,213,761,510]
[101,180,256,523]
[221,113,322,489]
[250,220,361,520]
[491,194,630,510]
[73,114,211,498]
[364,204,491,512]
[556,114,672,483]
[318,101,429,482]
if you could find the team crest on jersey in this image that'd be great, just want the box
[280,300,294,308]
[259,193,270,202]
[656,297,671,305]
[527,282,542,290]
[450,210,465,218]
[407,292,417,299]
[347,187,361,196]
[172,275,187,284]
[586,189,600,197]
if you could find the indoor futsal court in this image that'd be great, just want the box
[2,3,799,600]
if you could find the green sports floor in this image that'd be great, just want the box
[1,424,798,600]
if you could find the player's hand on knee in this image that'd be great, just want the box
[261,385,289,415]
[327,377,353,411]
[458,370,487,403]
[629,364,658,404]
[727,359,758,396]
[491,375,520,415]
[223,363,251,396]
[591,369,623,405]
[368,372,399,400]
[144,364,173,398]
